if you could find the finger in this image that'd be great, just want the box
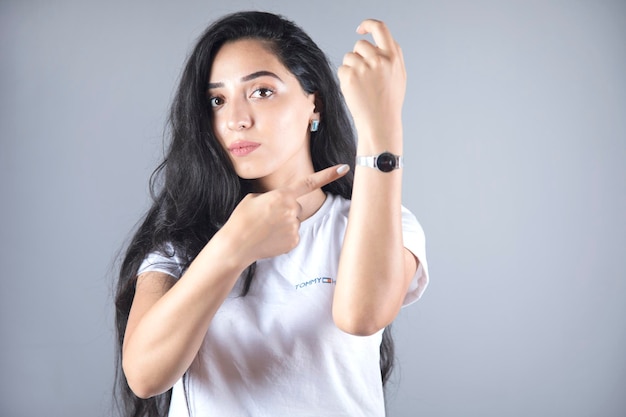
[356,19,394,51]
[295,201,303,221]
[352,39,378,60]
[288,164,350,198]
[341,51,364,68]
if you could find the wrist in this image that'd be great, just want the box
[355,126,403,155]
[356,151,403,172]
[207,228,253,273]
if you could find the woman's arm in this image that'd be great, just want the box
[122,231,248,398]
[333,19,418,336]
[122,166,348,398]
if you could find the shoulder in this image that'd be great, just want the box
[137,242,186,279]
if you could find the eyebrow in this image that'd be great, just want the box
[207,71,283,90]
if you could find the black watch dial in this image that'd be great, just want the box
[376,152,396,172]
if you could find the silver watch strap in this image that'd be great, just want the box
[356,153,403,170]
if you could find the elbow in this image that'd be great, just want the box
[122,356,164,399]
[332,310,390,336]
[127,383,155,400]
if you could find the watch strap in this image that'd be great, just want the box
[356,152,403,172]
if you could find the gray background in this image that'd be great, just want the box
[1,0,625,416]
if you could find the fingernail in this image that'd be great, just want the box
[337,164,350,174]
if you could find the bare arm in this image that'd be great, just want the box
[122,165,349,398]
[122,231,248,398]
[333,19,419,335]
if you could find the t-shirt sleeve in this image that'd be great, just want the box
[137,243,185,279]
[401,205,429,306]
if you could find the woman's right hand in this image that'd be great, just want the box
[219,164,349,265]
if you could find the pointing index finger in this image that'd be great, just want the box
[288,164,350,198]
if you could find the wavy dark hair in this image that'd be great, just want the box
[114,10,395,417]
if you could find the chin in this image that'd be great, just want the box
[234,168,262,180]
[233,168,265,184]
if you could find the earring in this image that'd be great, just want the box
[310,119,320,132]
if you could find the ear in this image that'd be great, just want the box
[310,91,323,122]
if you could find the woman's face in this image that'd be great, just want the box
[208,39,319,191]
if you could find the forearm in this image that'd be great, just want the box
[122,167,351,397]
[333,132,408,336]
[122,231,247,398]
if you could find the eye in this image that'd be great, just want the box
[208,96,224,108]
[251,88,274,99]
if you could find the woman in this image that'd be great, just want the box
[115,10,428,417]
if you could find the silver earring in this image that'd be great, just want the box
[310,119,320,132]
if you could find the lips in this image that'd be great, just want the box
[228,140,260,157]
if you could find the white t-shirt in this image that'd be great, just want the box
[139,193,428,417]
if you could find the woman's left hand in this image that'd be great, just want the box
[338,19,406,152]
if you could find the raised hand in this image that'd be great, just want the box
[220,165,349,265]
[338,19,406,152]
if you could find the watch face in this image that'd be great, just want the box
[376,152,396,172]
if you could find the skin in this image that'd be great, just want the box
[122,19,419,399]
[334,19,415,334]
[207,38,326,221]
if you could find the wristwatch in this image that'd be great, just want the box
[356,152,403,173]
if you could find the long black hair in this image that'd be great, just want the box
[114,10,394,417]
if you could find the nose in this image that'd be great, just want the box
[226,98,252,131]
